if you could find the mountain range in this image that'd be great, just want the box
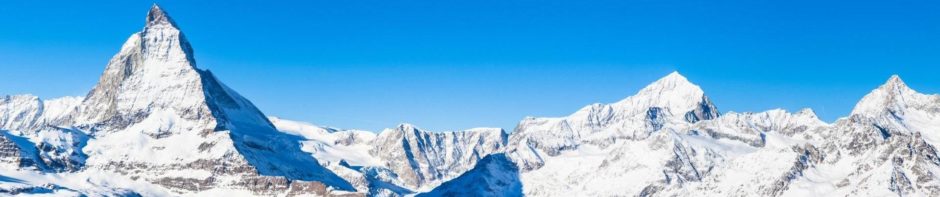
[2,5,939,197]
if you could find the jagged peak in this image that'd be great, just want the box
[877,75,913,94]
[397,123,419,130]
[146,4,178,29]
[79,4,202,125]
[140,3,197,65]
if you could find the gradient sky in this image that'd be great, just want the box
[1,0,938,132]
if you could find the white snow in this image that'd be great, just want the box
[4,4,940,197]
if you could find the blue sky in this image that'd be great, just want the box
[1,0,938,131]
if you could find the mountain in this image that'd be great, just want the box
[777,76,940,196]
[77,4,357,195]
[267,118,508,196]
[0,5,355,196]
[507,71,719,171]
[424,73,940,197]
[370,124,508,190]
[0,95,84,172]
[4,4,940,197]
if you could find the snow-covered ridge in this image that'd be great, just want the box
[0,95,81,133]
[3,3,940,197]
[431,74,940,197]
[508,71,720,171]
[267,118,509,195]
[371,124,507,190]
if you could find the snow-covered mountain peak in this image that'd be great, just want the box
[851,75,936,116]
[141,4,195,65]
[508,71,719,166]
[878,75,913,94]
[78,5,202,127]
[796,108,818,119]
[608,71,710,115]
[635,71,699,96]
[605,71,717,123]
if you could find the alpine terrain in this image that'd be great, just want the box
[2,4,940,197]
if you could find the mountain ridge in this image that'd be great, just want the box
[3,4,940,197]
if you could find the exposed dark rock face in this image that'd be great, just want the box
[0,132,31,169]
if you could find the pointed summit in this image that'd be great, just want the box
[642,71,696,92]
[621,71,709,109]
[630,71,707,107]
[879,75,913,93]
[75,5,356,193]
[82,4,198,124]
[642,71,717,122]
[664,71,688,81]
[851,75,923,116]
[146,4,177,28]
[604,70,718,122]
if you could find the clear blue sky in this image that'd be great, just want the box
[1,1,938,132]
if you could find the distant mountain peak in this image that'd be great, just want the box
[609,71,716,122]
[629,71,704,103]
[851,75,923,116]
[879,74,912,94]
[638,71,698,94]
